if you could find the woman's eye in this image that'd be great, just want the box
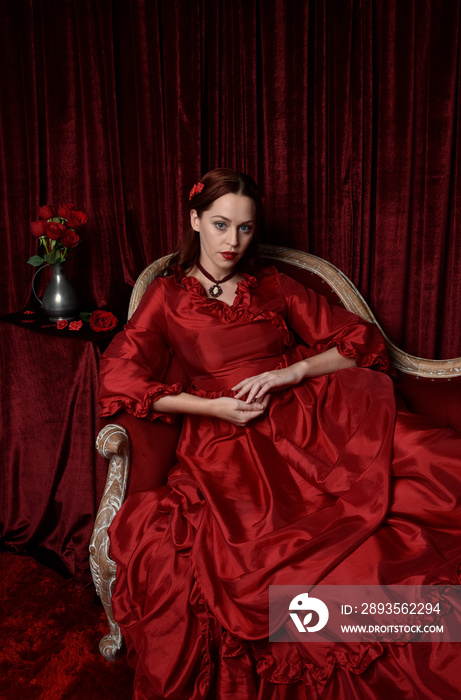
[215,222,226,230]
[239,225,252,233]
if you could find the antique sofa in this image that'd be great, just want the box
[89,244,461,661]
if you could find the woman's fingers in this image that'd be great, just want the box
[233,373,270,399]
[233,395,270,425]
[232,380,253,398]
[246,381,270,403]
[233,366,304,402]
[233,373,280,402]
[213,396,271,426]
[234,398,265,411]
[222,396,271,426]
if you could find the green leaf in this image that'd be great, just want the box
[79,312,92,323]
[45,248,61,264]
[27,255,45,267]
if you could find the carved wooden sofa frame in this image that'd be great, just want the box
[89,243,461,661]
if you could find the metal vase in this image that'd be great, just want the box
[40,262,80,321]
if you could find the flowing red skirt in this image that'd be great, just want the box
[109,368,461,699]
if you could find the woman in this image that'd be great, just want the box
[98,169,461,699]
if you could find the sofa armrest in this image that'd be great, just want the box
[89,423,130,661]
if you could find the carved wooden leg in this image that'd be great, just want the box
[89,424,130,661]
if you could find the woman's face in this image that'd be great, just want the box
[190,193,256,277]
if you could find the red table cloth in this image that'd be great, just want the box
[0,310,116,586]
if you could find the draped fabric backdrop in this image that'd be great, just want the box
[1,0,460,359]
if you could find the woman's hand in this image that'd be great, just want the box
[211,395,270,426]
[232,364,308,403]
[151,350,356,420]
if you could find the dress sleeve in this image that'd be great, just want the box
[98,278,184,422]
[277,271,394,374]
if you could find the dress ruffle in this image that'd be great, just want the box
[98,381,183,423]
[250,639,385,686]
[172,264,259,320]
[329,339,395,375]
[172,265,295,348]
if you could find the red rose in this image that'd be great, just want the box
[90,310,118,333]
[58,202,76,218]
[189,182,205,200]
[69,320,83,331]
[44,221,66,240]
[30,220,46,237]
[57,320,68,330]
[38,204,56,219]
[67,210,88,228]
[61,230,80,248]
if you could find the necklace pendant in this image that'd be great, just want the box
[209,283,223,298]
[197,261,235,298]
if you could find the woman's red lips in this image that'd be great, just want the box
[221,252,237,259]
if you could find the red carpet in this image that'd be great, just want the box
[0,553,134,699]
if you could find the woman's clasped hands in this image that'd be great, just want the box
[211,363,309,427]
[214,362,305,427]
[211,395,270,427]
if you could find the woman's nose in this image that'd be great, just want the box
[227,228,239,247]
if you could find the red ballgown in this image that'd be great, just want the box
[98,267,461,699]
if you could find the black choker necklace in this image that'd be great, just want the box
[196,262,236,298]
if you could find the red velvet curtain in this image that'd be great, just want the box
[1,0,460,359]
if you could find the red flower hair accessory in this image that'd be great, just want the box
[189,182,205,200]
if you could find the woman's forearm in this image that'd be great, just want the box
[152,392,216,417]
[298,346,356,378]
[233,347,357,402]
[152,391,269,426]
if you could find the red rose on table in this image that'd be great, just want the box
[61,230,80,248]
[38,204,56,219]
[45,221,66,240]
[67,210,88,228]
[57,320,68,330]
[30,220,46,237]
[57,202,76,218]
[69,320,83,331]
[90,310,118,332]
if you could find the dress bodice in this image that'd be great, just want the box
[98,265,392,420]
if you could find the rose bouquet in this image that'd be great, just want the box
[28,203,88,267]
